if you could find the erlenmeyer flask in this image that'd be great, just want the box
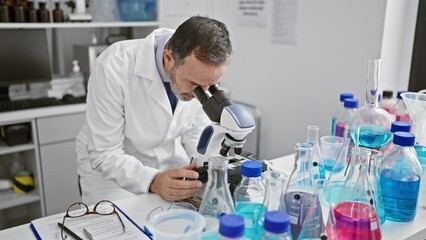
[323,124,360,205]
[255,170,287,239]
[354,59,392,149]
[331,147,382,240]
[367,149,386,224]
[199,156,235,235]
[282,143,324,240]
[306,126,326,188]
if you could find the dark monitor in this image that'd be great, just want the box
[0,29,52,86]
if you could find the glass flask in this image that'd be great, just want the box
[366,149,386,224]
[306,126,326,188]
[329,147,382,240]
[323,124,360,205]
[255,170,287,239]
[354,59,392,149]
[261,211,292,240]
[379,121,411,157]
[335,99,359,137]
[331,93,354,135]
[234,160,266,239]
[390,91,411,123]
[379,132,422,222]
[282,143,324,240]
[199,156,235,235]
[219,214,245,240]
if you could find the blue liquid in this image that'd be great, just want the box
[415,145,426,165]
[235,202,264,239]
[359,125,391,149]
[331,118,336,135]
[380,169,420,222]
[323,158,335,172]
[323,181,344,205]
[312,164,326,188]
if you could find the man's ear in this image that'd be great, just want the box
[164,49,174,68]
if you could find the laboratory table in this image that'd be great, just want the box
[1,154,426,240]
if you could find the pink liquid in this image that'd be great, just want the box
[331,202,381,240]
[335,122,345,137]
[395,113,411,123]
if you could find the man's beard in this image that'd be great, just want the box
[169,69,194,102]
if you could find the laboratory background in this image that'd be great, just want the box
[0,0,426,239]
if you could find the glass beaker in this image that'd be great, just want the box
[255,170,287,238]
[330,147,382,240]
[323,124,360,205]
[282,143,324,240]
[401,92,426,146]
[320,136,344,172]
[354,59,392,149]
[306,126,326,188]
[199,156,235,234]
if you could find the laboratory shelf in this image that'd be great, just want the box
[0,191,40,210]
[0,140,35,156]
[0,21,159,29]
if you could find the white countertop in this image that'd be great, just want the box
[0,104,86,124]
[1,154,425,240]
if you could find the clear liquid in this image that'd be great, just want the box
[380,169,420,222]
[359,125,391,149]
[283,191,324,240]
[323,181,344,205]
[332,201,381,240]
[331,117,336,135]
[235,202,264,239]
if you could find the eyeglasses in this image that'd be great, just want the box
[60,200,125,240]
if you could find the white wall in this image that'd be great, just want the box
[380,0,419,93]
[208,0,388,159]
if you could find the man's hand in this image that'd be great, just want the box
[149,163,203,201]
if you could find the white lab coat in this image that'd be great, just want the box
[76,28,210,204]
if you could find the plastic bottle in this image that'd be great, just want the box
[0,0,10,22]
[52,0,64,22]
[335,99,358,137]
[283,143,324,240]
[261,211,292,240]
[37,0,50,23]
[306,126,326,188]
[379,132,422,222]
[199,156,235,236]
[27,0,37,22]
[390,90,411,123]
[379,121,411,157]
[234,160,266,239]
[331,93,354,135]
[380,90,395,113]
[219,214,245,240]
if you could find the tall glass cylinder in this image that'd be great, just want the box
[354,59,392,149]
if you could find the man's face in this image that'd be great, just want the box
[164,51,227,101]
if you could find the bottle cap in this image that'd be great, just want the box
[340,93,354,102]
[393,132,415,146]
[391,121,411,133]
[397,90,407,99]
[219,214,245,238]
[383,90,393,98]
[344,98,358,109]
[264,211,290,234]
[241,160,263,177]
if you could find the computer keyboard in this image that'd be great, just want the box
[0,96,86,113]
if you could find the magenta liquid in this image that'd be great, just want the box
[335,122,345,137]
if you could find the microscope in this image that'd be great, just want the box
[193,85,265,195]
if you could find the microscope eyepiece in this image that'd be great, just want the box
[194,86,209,104]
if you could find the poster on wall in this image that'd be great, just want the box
[271,0,298,45]
[236,0,268,28]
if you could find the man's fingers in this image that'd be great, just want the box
[171,179,203,189]
[167,168,199,179]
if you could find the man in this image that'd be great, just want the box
[76,16,232,204]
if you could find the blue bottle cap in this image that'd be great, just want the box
[397,90,407,99]
[393,132,415,146]
[241,160,263,177]
[340,93,354,102]
[343,98,359,109]
[391,121,411,133]
[219,214,245,238]
[378,94,382,102]
[264,211,290,234]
